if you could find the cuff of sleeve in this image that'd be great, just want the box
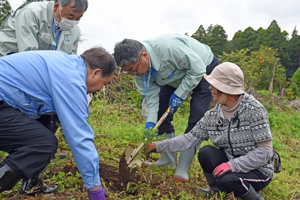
[84,175,101,190]
[153,142,162,152]
[174,88,190,100]
[228,160,237,173]
[146,112,158,124]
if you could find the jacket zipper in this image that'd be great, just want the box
[227,122,235,156]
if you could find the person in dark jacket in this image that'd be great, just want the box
[146,62,273,200]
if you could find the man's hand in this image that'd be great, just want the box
[88,185,107,200]
[168,93,183,115]
[143,122,155,139]
[212,162,231,178]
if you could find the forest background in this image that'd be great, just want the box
[1,0,300,98]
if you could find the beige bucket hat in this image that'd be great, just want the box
[204,62,245,95]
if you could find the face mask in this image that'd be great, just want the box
[57,8,79,31]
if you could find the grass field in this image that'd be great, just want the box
[0,74,300,199]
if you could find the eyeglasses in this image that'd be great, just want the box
[127,52,142,74]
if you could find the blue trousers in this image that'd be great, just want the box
[198,145,272,196]
[157,55,220,134]
[0,101,58,179]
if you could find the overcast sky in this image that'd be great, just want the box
[10,0,300,55]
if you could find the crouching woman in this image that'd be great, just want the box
[146,62,273,200]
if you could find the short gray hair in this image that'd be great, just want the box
[56,0,88,12]
[113,39,144,67]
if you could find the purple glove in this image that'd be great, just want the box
[88,186,107,200]
[212,162,231,178]
[168,93,183,115]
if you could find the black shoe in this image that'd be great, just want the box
[239,185,264,200]
[55,153,68,159]
[0,162,21,192]
[19,173,57,196]
[196,185,221,197]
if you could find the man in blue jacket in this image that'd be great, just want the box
[0,0,89,194]
[114,33,220,182]
[0,47,116,199]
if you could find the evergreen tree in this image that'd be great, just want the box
[0,0,12,26]
[191,24,228,55]
[191,25,207,44]
[265,20,290,66]
[237,27,258,50]
[207,24,228,56]
[253,27,268,50]
[286,26,300,78]
[229,30,243,52]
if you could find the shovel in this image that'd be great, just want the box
[124,107,171,168]
[124,90,193,168]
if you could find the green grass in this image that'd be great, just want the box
[1,75,300,199]
[87,95,300,199]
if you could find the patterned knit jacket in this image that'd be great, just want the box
[190,92,274,178]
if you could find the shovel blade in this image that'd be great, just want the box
[124,144,144,168]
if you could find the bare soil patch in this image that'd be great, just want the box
[2,153,202,199]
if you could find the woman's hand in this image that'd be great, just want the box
[212,162,232,178]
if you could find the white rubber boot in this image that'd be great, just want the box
[143,132,176,168]
[173,145,199,182]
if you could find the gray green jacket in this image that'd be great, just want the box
[135,33,214,123]
[0,1,80,56]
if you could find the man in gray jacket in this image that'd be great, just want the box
[0,0,87,56]
[114,33,220,182]
[0,0,88,195]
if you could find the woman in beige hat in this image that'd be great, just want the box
[145,62,273,200]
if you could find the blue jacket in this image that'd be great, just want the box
[0,51,100,189]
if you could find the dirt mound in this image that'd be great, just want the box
[50,154,140,195]
[103,152,139,194]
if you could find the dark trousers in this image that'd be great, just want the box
[157,55,220,135]
[198,145,272,197]
[0,101,58,180]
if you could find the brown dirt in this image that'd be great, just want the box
[2,153,203,200]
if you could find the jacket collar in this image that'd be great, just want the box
[141,42,160,71]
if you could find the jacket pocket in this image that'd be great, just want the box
[158,62,176,80]
[59,42,74,54]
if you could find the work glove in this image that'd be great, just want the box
[143,122,155,139]
[168,93,183,115]
[88,186,107,200]
[144,143,157,158]
[212,162,231,178]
